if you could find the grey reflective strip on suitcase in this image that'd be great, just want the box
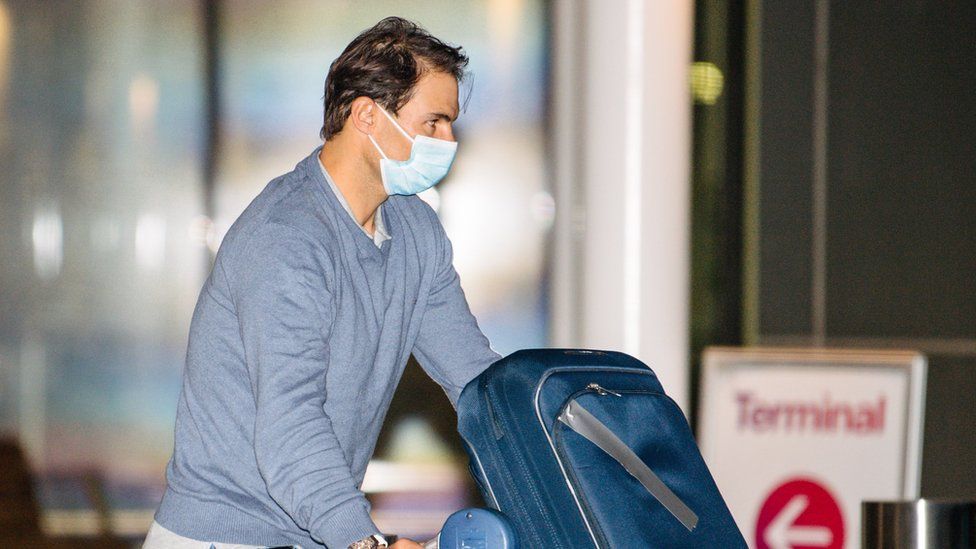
[558,400,699,532]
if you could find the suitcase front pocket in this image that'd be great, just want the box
[552,387,705,548]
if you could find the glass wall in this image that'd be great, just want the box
[0,0,205,537]
[0,0,548,541]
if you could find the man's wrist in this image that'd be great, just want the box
[347,533,389,549]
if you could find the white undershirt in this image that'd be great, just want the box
[319,158,390,247]
[142,520,292,549]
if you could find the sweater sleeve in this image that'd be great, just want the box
[232,222,379,549]
[412,209,502,407]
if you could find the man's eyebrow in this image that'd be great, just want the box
[429,111,458,122]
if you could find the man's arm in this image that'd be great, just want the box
[232,222,380,549]
[412,209,502,407]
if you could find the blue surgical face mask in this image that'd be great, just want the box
[367,105,458,196]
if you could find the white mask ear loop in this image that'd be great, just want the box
[377,105,415,143]
[367,134,389,159]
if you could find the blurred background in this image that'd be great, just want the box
[0,0,972,546]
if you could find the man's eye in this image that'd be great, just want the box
[426,120,437,127]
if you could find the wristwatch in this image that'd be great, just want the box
[348,533,389,548]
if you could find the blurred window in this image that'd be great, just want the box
[0,0,206,537]
[0,0,547,540]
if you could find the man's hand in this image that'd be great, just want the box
[390,539,424,549]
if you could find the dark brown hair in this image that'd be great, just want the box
[320,17,468,140]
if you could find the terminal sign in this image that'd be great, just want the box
[699,347,926,548]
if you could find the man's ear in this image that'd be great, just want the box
[348,97,376,135]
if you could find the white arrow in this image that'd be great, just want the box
[763,494,834,549]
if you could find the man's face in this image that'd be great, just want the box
[374,70,459,161]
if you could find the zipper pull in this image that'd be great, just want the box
[587,383,621,397]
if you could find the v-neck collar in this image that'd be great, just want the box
[305,147,394,259]
[317,157,390,247]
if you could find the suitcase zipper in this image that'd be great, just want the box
[554,386,701,547]
[482,379,561,548]
[558,393,700,532]
[532,368,661,549]
[552,384,635,548]
[586,383,622,397]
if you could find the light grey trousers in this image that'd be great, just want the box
[142,521,302,549]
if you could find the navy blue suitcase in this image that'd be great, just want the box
[456,349,745,548]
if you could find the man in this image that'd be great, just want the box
[145,17,500,549]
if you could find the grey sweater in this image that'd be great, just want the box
[154,148,500,548]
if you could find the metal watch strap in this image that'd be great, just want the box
[348,534,388,549]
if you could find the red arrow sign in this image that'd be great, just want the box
[755,477,844,549]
